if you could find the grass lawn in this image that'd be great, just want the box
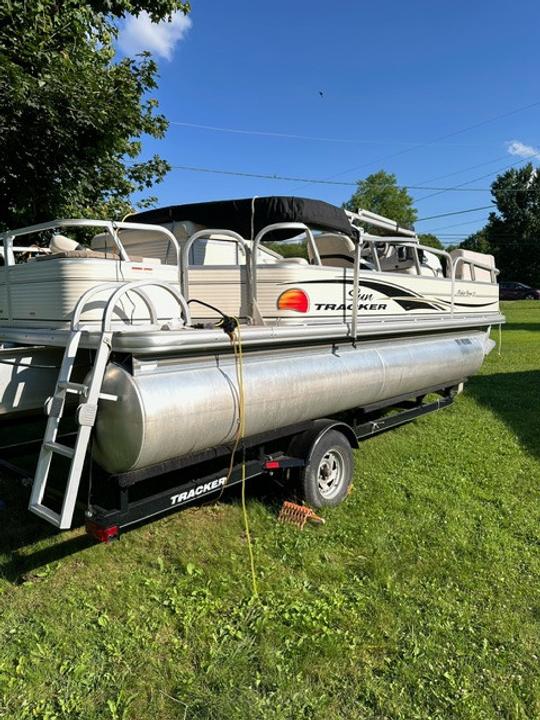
[0,301,539,720]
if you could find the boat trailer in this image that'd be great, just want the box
[0,386,457,543]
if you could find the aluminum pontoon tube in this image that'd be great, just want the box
[92,331,494,474]
[0,346,62,416]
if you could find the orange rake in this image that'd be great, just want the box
[278,501,325,529]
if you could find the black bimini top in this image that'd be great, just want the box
[129,196,353,241]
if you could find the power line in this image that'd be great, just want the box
[416,205,494,222]
[286,98,540,190]
[422,216,492,232]
[166,163,495,237]
[166,163,488,189]
[168,121,495,148]
[165,164,357,185]
[170,121,364,144]
[413,151,540,203]
[165,162,536,195]
[412,153,509,186]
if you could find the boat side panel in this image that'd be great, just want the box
[3,260,181,327]
[0,259,499,329]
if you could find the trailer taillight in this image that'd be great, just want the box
[85,520,119,543]
[277,288,309,313]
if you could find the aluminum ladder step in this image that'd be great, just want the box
[57,381,88,395]
[30,505,62,527]
[29,330,113,529]
[43,441,75,459]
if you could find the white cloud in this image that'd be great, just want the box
[506,140,540,159]
[118,11,192,61]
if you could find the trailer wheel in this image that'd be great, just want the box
[300,430,353,508]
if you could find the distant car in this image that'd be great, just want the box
[499,281,540,300]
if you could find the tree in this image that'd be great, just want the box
[343,170,417,232]
[485,164,540,284]
[418,233,443,250]
[460,229,491,254]
[461,164,540,285]
[267,242,308,260]
[0,0,190,231]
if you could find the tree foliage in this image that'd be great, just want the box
[0,0,189,230]
[418,233,443,250]
[343,170,417,233]
[266,242,308,259]
[461,164,540,285]
[460,229,491,254]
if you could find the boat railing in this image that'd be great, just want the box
[451,255,498,285]
[368,238,499,285]
[181,228,250,302]
[0,219,182,290]
[0,246,51,259]
[1,216,500,338]
[71,279,191,333]
[350,232,500,332]
[358,235,453,275]
[251,222,321,321]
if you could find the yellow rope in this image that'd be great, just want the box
[497,323,503,357]
[214,322,243,494]
[215,320,258,597]
[233,323,259,598]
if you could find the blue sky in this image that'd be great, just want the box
[117,0,540,244]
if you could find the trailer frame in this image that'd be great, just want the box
[0,383,458,543]
[83,383,458,542]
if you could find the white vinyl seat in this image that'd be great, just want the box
[310,233,355,267]
[49,234,82,253]
[378,248,416,273]
[29,234,119,262]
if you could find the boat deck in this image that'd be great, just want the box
[0,309,504,355]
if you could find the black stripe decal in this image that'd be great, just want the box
[445,300,497,308]
[283,277,444,311]
[428,297,497,309]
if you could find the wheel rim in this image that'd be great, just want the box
[317,448,347,499]
[525,294,534,300]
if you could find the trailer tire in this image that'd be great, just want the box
[300,430,353,508]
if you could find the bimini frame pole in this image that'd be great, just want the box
[346,208,417,238]
[351,230,364,344]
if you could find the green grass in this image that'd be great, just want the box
[1,301,539,720]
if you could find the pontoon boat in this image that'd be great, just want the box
[0,197,503,535]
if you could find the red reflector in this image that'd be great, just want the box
[85,521,119,543]
[277,288,309,313]
[265,460,280,470]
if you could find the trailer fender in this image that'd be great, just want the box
[287,419,358,461]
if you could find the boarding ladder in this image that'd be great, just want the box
[29,280,191,529]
